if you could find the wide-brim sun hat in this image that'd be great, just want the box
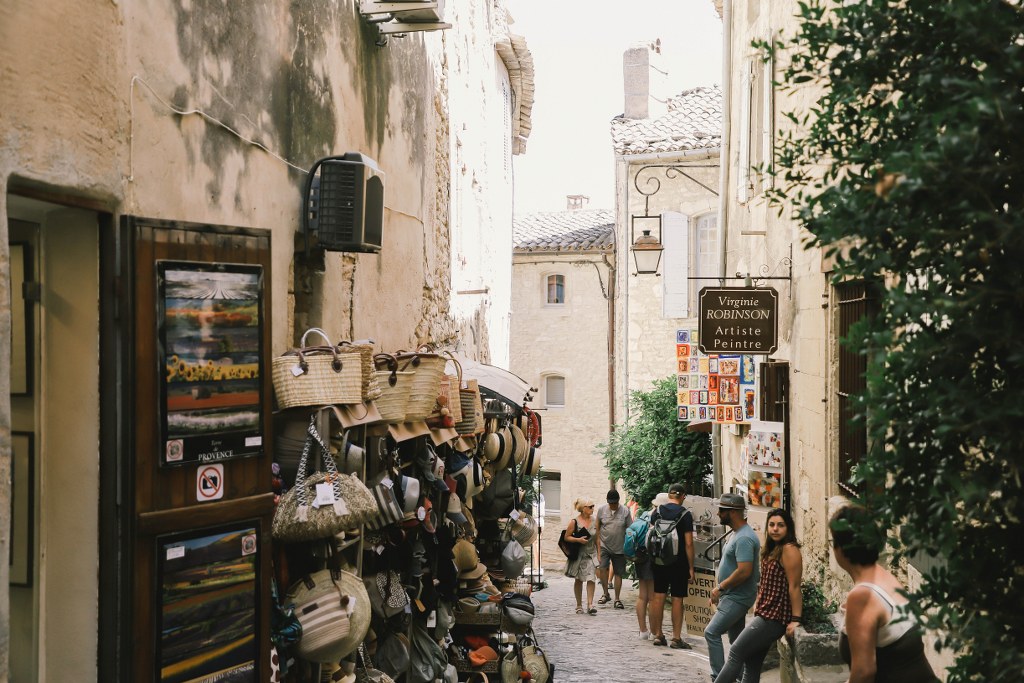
[458,561,488,581]
[453,538,479,573]
[509,424,529,467]
[509,513,538,546]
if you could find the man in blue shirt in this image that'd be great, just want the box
[705,493,761,681]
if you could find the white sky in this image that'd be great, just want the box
[508,1,723,214]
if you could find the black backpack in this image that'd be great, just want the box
[646,509,690,566]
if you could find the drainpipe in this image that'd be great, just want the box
[713,0,733,498]
[606,249,617,490]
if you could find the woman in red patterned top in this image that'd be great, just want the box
[714,508,804,683]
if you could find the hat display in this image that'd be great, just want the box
[500,539,526,580]
[717,492,747,510]
[493,427,514,470]
[446,494,468,524]
[453,539,479,573]
[419,497,437,533]
[509,423,529,467]
[400,475,422,517]
[523,446,540,476]
[468,645,499,667]
[482,431,502,462]
[508,513,538,547]
[458,561,488,581]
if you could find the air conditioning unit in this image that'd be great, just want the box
[303,153,385,253]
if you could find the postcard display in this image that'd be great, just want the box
[266,345,551,683]
[675,328,785,509]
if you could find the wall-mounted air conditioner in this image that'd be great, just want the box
[359,0,451,37]
[303,153,385,253]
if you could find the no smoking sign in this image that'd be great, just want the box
[197,464,225,502]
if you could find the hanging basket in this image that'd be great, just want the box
[398,352,446,421]
[373,354,413,424]
[456,379,482,435]
[272,328,363,408]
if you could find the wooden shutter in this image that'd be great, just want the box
[662,211,690,318]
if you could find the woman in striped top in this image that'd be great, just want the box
[714,508,804,683]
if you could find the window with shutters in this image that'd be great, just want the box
[546,274,565,305]
[544,374,566,408]
[738,41,774,203]
[835,281,876,495]
[760,361,788,423]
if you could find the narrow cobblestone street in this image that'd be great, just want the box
[530,574,782,683]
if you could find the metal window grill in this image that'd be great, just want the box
[835,281,875,495]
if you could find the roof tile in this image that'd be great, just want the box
[513,209,615,252]
[610,85,722,156]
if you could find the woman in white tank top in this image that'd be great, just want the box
[830,506,939,683]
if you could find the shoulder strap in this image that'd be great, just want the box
[856,582,896,613]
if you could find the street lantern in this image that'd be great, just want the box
[631,229,664,275]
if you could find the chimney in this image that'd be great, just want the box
[567,195,589,210]
[623,39,667,120]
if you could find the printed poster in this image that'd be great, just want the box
[676,330,756,425]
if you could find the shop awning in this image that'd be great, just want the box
[450,354,535,408]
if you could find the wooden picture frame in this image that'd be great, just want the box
[10,242,33,396]
[9,431,34,586]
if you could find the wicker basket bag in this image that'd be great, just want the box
[272,328,364,408]
[372,353,414,424]
[456,378,483,435]
[398,351,446,421]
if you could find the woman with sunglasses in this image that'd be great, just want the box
[715,508,803,683]
[565,497,599,614]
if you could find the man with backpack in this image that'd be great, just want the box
[647,483,695,649]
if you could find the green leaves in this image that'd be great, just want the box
[773,1,1024,680]
[598,377,712,508]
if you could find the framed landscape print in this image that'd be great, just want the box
[157,262,265,466]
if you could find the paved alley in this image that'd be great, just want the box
[529,573,782,683]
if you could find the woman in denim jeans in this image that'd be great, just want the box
[714,508,803,683]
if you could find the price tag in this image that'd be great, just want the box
[291,363,305,377]
[314,482,336,508]
[381,477,393,489]
[375,544,385,555]
[509,509,521,521]
[427,610,437,627]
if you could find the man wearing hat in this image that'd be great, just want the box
[704,492,761,681]
[595,489,632,609]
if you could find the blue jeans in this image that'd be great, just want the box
[714,616,786,683]
[704,597,751,679]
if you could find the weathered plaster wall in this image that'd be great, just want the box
[509,251,613,563]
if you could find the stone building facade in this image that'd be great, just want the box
[509,208,614,566]
[0,1,532,679]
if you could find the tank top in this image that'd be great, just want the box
[838,582,939,683]
[754,553,791,623]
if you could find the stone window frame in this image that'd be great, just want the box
[543,373,566,409]
[544,272,566,306]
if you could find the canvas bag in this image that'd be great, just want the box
[272,415,377,542]
[623,511,651,560]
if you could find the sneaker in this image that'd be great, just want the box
[652,635,667,646]
[638,630,650,640]
[670,638,692,650]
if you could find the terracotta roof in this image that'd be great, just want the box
[513,209,615,252]
[495,34,535,155]
[610,85,722,156]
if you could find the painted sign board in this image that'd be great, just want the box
[698,287,779,355]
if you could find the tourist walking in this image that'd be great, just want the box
[596,489,633,609]
[631,492,668,640]
[831,505,939,683]
[715,507,803,683]
[705,493,761,680]
[564,497,599,615]
[648,483,695,649]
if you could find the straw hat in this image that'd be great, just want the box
[523,446,540,477]
[459,561,488,581]
[482,430,502,462]
[509,424,529,467]
[509,512,538,546]
[453,539,479,573]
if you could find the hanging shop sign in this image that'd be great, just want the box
[157,262,266,467]
[676,329,757,425]
[698,287,779,355]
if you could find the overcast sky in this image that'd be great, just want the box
[507,1,723,214]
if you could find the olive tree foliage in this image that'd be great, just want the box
[599,377,712,508]
[768,2,1024,680]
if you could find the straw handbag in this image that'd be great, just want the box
[286,567,370,663]
[272,415,377,542]
[272,328,363,408]
[456,379,482,435]
[372,354,414,424]
[397,351,446,421]
[338,339,382,402]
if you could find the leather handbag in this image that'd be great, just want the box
[272,415,377,542]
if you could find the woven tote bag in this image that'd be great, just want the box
[286,567,370,663]
[455,379,480,435]
[272,416,377,542]
[272,328,363,408]
[373,354,413,424]
[398,352,446,421]
[338,340,382,402]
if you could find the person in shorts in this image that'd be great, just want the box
[596,489,632,608]
[634,492,669,640]
[649,483,695,649]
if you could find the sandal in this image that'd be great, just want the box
[670,638,692,650]
[652,635,667,646]
[575,607,584,614]
[597,595,611,605]
[613,600,624,609]
[587,607,598,615]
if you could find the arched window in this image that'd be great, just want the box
[546,274,565,305]
[545,374,566,408]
